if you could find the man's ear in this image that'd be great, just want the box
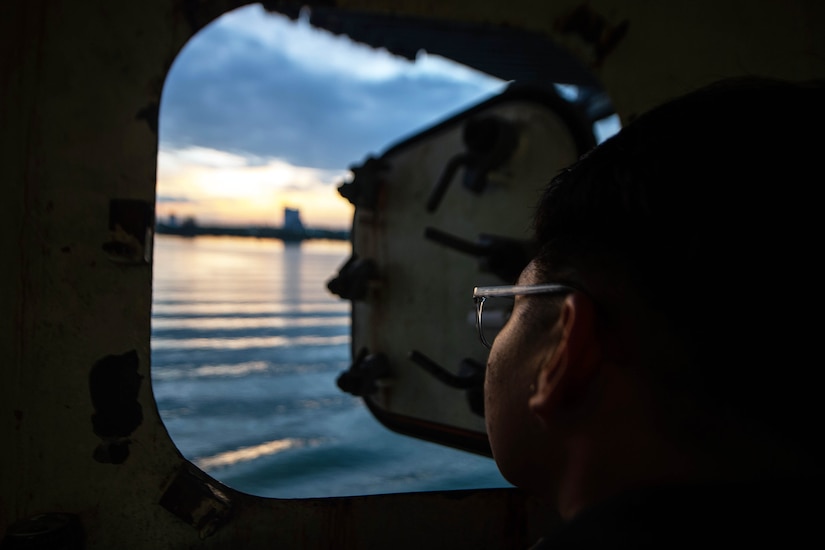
[528,291,601,420]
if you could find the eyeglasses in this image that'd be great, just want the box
[473,284,576,349]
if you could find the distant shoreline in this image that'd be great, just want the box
[155,223,350,242]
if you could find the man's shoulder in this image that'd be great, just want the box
[537,478,825,548]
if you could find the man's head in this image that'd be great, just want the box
[484,78,825,516]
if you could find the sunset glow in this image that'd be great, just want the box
[156,5,504,230]
[156,147,353,228]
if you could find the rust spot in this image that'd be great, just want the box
[101,239,138,259]
[1,514,84,548]
[555,4,629,66]
[135,101,159,134]
[104,199,154,264]
[89,350,143,464]
[160,464,232,538]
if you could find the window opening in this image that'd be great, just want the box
[153,4,513,498]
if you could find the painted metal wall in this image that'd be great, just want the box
[1,0,822,547]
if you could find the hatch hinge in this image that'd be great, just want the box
[337,348,391,397]
[337,156,388,209]
[326,254,378,301]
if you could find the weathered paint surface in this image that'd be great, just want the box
[89,350,144,464]
[346,89,594,453]
[1,0,823,548]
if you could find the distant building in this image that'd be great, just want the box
[283,207,304,232]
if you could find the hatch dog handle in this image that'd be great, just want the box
[426,115,519,213]
[408,350,483,389]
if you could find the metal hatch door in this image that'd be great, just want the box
[330,85,596,455]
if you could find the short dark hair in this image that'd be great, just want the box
[533,78,825,455]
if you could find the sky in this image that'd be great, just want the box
[157,4,508,230]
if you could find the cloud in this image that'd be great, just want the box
[158,148,345,195]
[159,5,505,171]
[156,5,506,228]
[159,146,252,170]
[216,6,414,81]
[156,195,196,204]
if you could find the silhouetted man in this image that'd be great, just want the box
[475,78,824,547]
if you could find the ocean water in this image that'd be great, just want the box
[151,234,509,498]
